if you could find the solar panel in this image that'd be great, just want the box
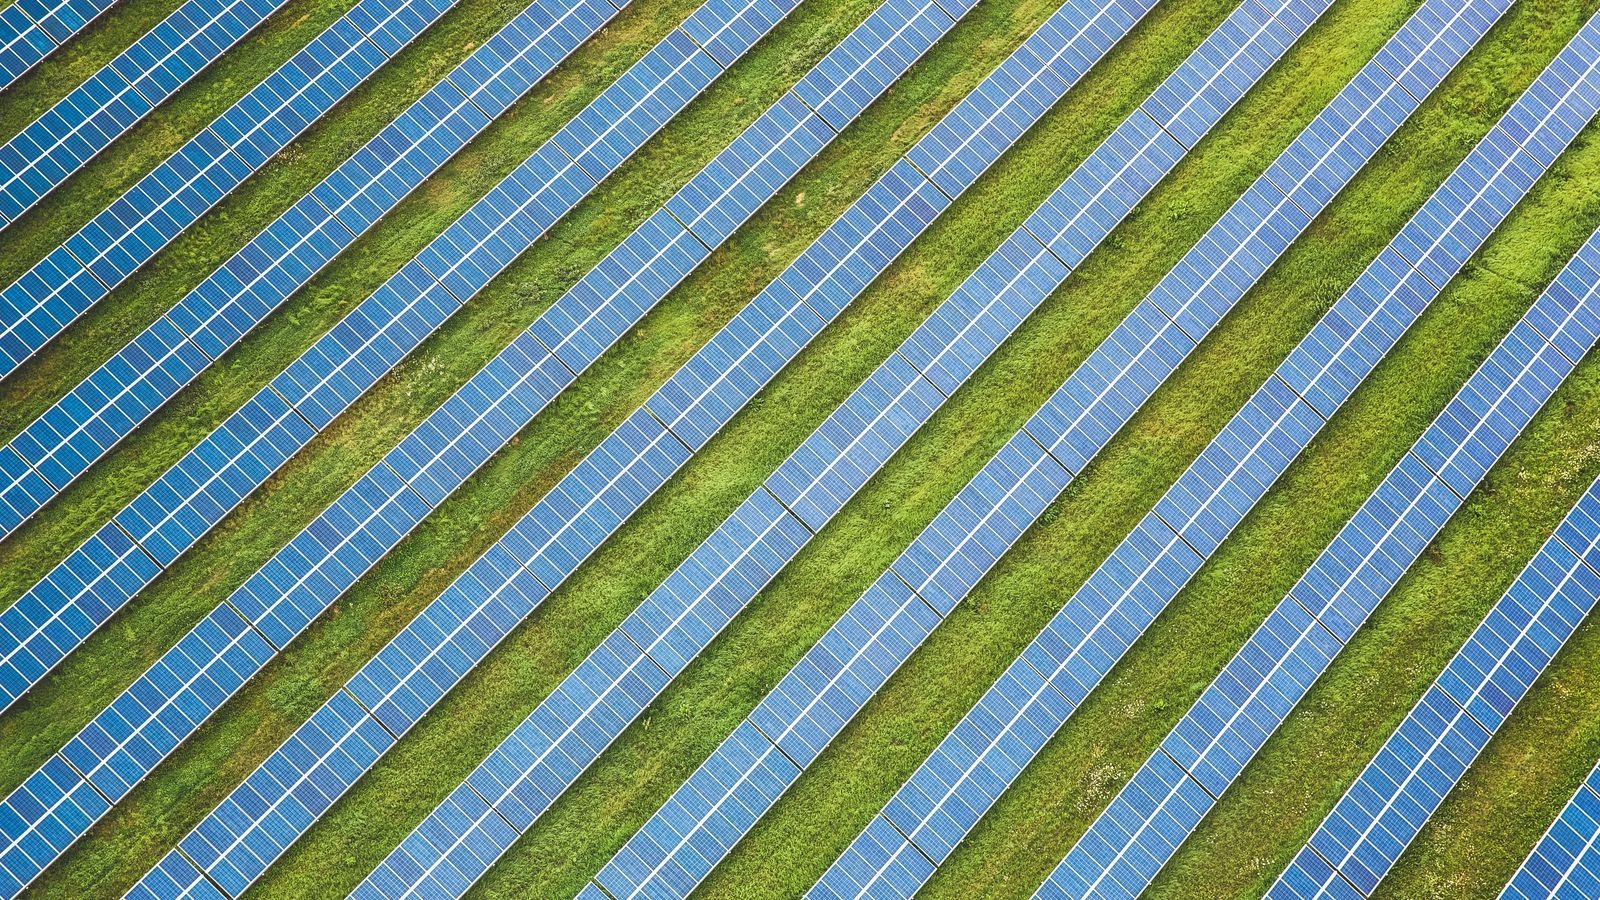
[97,0,980,893]
[1036,225,1600,900]
[1269,482,1600,898]
[0,0,457,381]
[1502,762,1600,899]
[0,0,119,92]
[0,0,287,224]
[577,0,1515,896]
[0,0,745,716]
[0,0,622,539]
[329,0,1172,895]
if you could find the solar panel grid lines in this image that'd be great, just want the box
[100,0,987,891]
[1034,227,1600,900]
[581,0,1416,889]
[0,0,461,386]
[0,0,291,225]
[338,0,1172,892]
[1267,483,1600,900]
[1503,761,1600,899]
[800,0,1584,893]
[0,0,625,544]
[0,0,119,93]
[0,0,775,716]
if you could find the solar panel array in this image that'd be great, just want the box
[84,0,953,890]
[0,0,117,91]
[0,0,459,382]
[0,0,676,713]
[580,1,1501,896]
[315,0,1200,895]
[1035,231,1600,900]
[810,17,1600,899]
[0,0,287,225]
[0,0,624,539]
[0,0,807,889]
[1503,760,1600,899]
[1271,477,1600,900]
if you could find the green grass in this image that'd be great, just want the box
[9,0,1600,897]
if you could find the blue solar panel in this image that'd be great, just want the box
[0,0,622,538]
[177,689,396,896]
[119,0,980,890]
[1502,764,1600,900]
[1265,480,1600,900]
[810,814,935,900]
[0,0,286,222]
[343,0,1158,892]
[680,0,800,68]
[907,0,1155,196]
[123,851,226,900]
[0,5,58,90]
[792,0,954,131]
[0,755,110,896]
[1037,222,1600,900]
[593,720,801,899]
[812,0,1582,892]
[1139,0,1295,150]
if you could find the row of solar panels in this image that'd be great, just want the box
[1043,236,1600,900]
[812,16,1600,900]
[0,0,460,379]
[0,0,287,225]
[1274,475,1600,899]
[0,0,116,90]
[0,0,655,710]
[563,1,1508,897]
[0,0,627,533]
[1506,756,1600,898]
[102,0,1148,893]
[0,0,965,890]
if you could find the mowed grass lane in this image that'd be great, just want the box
[0,0,608,587]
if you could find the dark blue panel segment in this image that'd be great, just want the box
[466,629,671,829]
[61,603,273,802]
[1139,0,1297,150]
[1525,233,1600,364]
[778,159,948,320]
[501,407,693,589]
[124,851,226,900]
[531,208,711,373]
[907,0,1152,196]
[592,720,799,900]
[178,690,395,896]
[0,522,160,710]
[0,244,110,377]
[680,0,800,68]
[347,544,551,734]
[1021,109,1186,269]
[665,91,832,247]
[346,780,519,900]
[790,0,954,132]
[227,462,431,647]
[646,279,827,451]
[749,570,939,767]
[1035,749,1213,900]
[553,29,721,180]
[0,755,110,897]
[1500,771,1600,900]
[620,487,810,678]
[0,447,52,538]
[765,350,943,530]
[891,429,1071,615]
[1023,297,1193,475]
[898,229,1066,395]
[445,0,617,118]
[809,813,934,900]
